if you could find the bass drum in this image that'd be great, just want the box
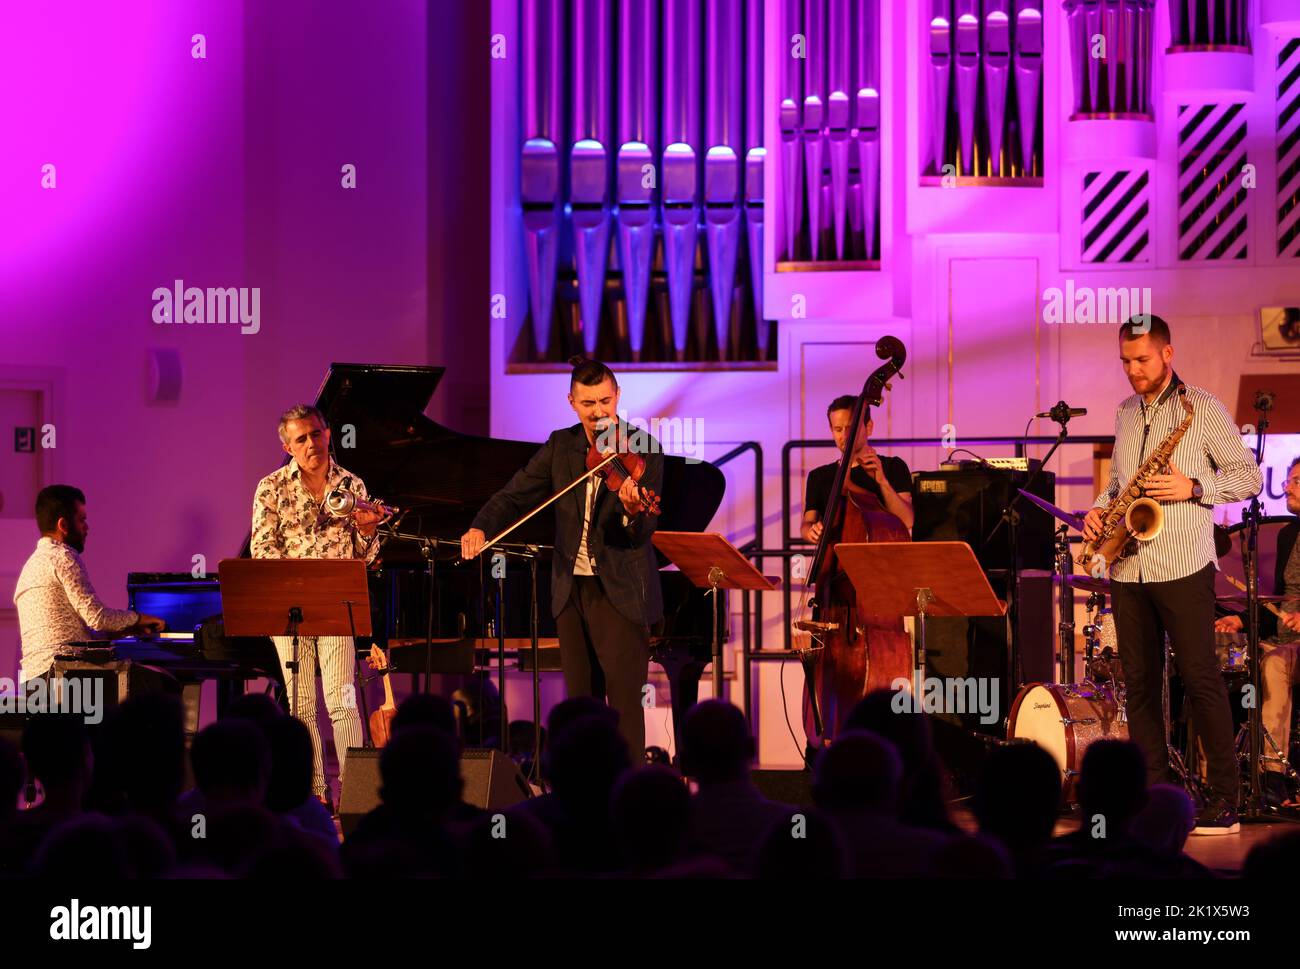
[1007,682,1129,801]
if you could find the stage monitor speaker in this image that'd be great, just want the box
[338,747,383,838]
[338,745,531,837]
[751,769,813,807]
[460,747,532,810]
[912,466,1057,571]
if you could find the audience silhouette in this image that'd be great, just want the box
[0,680,1283,880]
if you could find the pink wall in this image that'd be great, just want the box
[0,1,443,680]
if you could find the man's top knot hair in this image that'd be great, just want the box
[569,356,618,391]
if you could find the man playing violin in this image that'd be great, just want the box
[801,395,914,542]
[460,357,664,759]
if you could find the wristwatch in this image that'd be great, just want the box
[1190,479,1204,501]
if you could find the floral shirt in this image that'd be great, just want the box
[250,459,380,566]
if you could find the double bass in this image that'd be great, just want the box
[798,337,912,750]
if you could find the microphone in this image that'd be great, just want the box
[1036,401,1087,424]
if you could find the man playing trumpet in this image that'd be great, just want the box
[250,404,389,809]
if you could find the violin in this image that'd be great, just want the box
[364,645,398,748]
[586,436,663,516]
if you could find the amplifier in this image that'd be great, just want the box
[911,466,1057,572]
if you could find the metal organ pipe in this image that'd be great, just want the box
[705,0,744,358]
[570,0,612,355]
[662,0,703,360]
[616,0,658,361]
[744,0,768,355]
[520,0,564,357]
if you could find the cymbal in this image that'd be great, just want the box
[1064,574,1111,594]
[1016,489,1086,531]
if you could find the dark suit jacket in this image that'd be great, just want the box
[470,422,664,627]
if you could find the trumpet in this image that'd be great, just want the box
[324,485,398,521]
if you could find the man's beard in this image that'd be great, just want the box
[1132,361,1169,392]
[65,532,86,554]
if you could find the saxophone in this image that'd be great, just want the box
[1077,385,1195,572]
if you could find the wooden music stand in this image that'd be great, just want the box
[652,532,781,697]
[218,559,373,727]
[834,541,1005,689]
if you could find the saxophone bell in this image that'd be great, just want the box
[1124,496,1163,542]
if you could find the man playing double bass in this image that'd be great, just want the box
[459,357,663,759]
[802,395,914,541]
[800,387,913,749]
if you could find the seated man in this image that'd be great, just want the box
[13,485,163,683]
[1215,455,1300,809]
[801,395,913,542]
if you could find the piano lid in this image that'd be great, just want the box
[241,363,727,566]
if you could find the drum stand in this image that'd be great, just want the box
[1054,525,1075,684]
[1162,639,1206,804]
[1236,391,1296,822]
[1233,720,1298,785]
[1080,594,1101,684]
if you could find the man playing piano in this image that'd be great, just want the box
[250,405,388,808]
[15,485,166,684]
[460,358,664,759]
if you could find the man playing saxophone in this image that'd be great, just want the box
[1082,316,1262,834]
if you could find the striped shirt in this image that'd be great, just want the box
[1092,373,1262,583]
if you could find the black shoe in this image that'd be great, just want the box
[1192,800,1240,836]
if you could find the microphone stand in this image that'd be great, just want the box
[449,459,616,763]
[491,544,546,784]
[1241,392,1274,821]
[375,523,446,695]
[987,413,1070,715]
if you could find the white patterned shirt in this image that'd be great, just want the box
[250,459,380,565]
[13,537,138,679]
[1092,375,1262,582]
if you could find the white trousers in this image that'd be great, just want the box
[271,635,363,798]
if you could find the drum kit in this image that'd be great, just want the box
[1006,520,1300,808]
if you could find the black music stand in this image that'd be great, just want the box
[652,532,781,699]
[219,559,374,742]
[835,541,1005,714]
